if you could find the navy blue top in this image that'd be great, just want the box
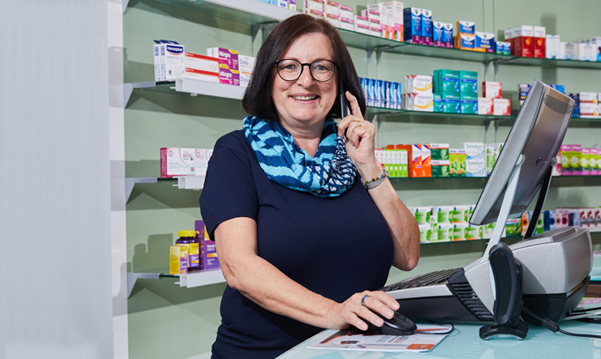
[200,130,394,359]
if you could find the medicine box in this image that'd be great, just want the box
[578,42,596,61]
[456,21,475,35]
[441,93,460,113]
[449,149,466,177]
[421,9,433,45]
[460,93,478,114]
[565,42,578,60]
[478,97,493,115]
[420,144,432,177]
[354,15,370,35]
[238,55,255,74]
[405,93,434,111]
[591,148,600,175]
[443,23,454,48]
[483,81,502,99]
[325,13,340,28]
[433,22,445,47]
[430,143,449,160]
[160,147,196,177]
[418,223,432,243]
[580,92,598,103]
[378,1,404,42]
[169,246,188,275]
[464,142,486,177]
[153,42,165,82]
[325,1,340,16]
[412,206,433,224]
[277,0,287,7]
[582,148,591,175]
[339,16,354,31]
[581,103,599,118]
[195,148,213,177]
[403,8,422,44]
[431,160,450,177]
[455,34,475,51]
[183,68,220,83]
[218,64,240,86]
[184,52,219,74]
[546,34,560,59]
[195,221,220,270]
[287,0,296,10]
[305,0,324,12]
[433,94,442,112]
[340,4,353,20]
[406,75,432,94]
[459,71,478,94]
[453,223,469,241]
[206,47,239,71]
[493,98,511,116]
[475,32,495,53]
[434,69,459,95]
[534,26,546,58]
[513,25,534,58]
[165,43,186,81]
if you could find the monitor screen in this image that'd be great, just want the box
[470,80,574,226]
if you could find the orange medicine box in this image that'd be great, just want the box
[396,145,419,177]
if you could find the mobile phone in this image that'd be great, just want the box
[340,76,351,119]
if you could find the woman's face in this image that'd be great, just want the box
[272,32,337,130]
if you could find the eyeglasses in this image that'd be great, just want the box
[275,59,337,82]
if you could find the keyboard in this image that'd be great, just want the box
[382,268,462,292]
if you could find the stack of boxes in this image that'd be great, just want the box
[560,144,601,176]
[433,22,454,48]
[579,92,599,118]
[504,25,545,58]
[482,81,510,116]
[304,0,324,18]
[404,75,433,111]
[368,2,404,41]
[432,70,478,114]
[455,21,475,51]
[485,143,504,176]
[324,1,341,28]
[359,77,402,109]
[375,147,408,178]
[160,148,213,178]
[152,41,256,87]
[431,143,450,177]
[464,142,486,177]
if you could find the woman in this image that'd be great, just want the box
[200,14,420,359]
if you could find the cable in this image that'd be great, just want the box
[522,307,601,339]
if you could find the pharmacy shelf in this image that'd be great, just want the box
[367,107,515,125]
[339,29,512,63]
[148,0,295,25]
[501,56,601,70]
[127,268,225,296]
[126,176,205,202]
[124,79,245,108]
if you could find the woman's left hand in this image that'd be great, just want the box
[337,91,383,181]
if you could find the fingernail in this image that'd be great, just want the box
[387,310,394,318]
[393,302,400,310]
[361,323,368,330]
[377,319,384,326]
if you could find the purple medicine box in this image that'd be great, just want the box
[195,220,221,270]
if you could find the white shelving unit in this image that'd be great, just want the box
[127,269,226,297]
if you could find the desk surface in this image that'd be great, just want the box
[278,321,601,358]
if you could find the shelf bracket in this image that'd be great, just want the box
[124,82,157,108]
[122,0,130,14]
[125,177,158,202]
[127,272,160,298]
[252,21,279,43]
[483,60,500,78]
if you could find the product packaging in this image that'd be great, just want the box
[546,34,560,59]
[460,93,478,114]
[478,97,493,115]
[433,94,442,112]
[578,42,596,61]
[449,149,466,177]
[475,32,495,53]
[459,71,478,94]
[465,225,482,240]
[164,42,186,80]
[436,223,453,242]
[195,148,213,177]
[305,0,324,12]
[513,25,534,57]
[412,206,433,224]
[418,223,432,243]
[452,223,469,241]
[238,55,256,74]
[441,93,460,113]
[403,8,422,44]
[443,23,454,48]
[176,230,200,272]
[160,148,196,177]
[433,22,445,47]
[287,0,296,10]
[184,52,219,74]
[378,1,404,42]
[591,148,600,175]
[565,42,578,60]
[340,4,353,22]
[455,34,475,51]
[169,246,188,274]
[493,98,511,116]
[456,21,475,35]
[543,210,557,231]
[434,69,459,95]
[195,220,220,270]
[354,15,370,35]
[582,148,591,175]
[324,12,340,28]
[207,47,239,71]
[483,81,502,99]
[325,0,340,16]
[182,68,220,82]
[421,9,433,45]
[464,142,486,177]
[534,26,546,58]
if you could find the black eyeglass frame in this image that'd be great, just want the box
[274,59,338,82]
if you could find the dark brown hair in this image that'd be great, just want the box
[242,14,366,121]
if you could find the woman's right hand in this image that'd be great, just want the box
[324,291,401,330]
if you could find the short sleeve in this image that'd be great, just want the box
[200,132,259,240]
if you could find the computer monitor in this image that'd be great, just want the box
[470,80,574,257]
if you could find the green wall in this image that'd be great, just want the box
[124,1,601,358]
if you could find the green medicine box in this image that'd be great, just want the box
[460,93,478,114]
[432,160,450,177]
[449,149,466,177]
[433,94,442,112]
[441,93,460,113]
[430,143,449,160]
[434,69,459,95]
[459,70,478,94]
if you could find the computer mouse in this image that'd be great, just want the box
[353,311,417,336]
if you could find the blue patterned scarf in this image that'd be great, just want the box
[243,115,356,198]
